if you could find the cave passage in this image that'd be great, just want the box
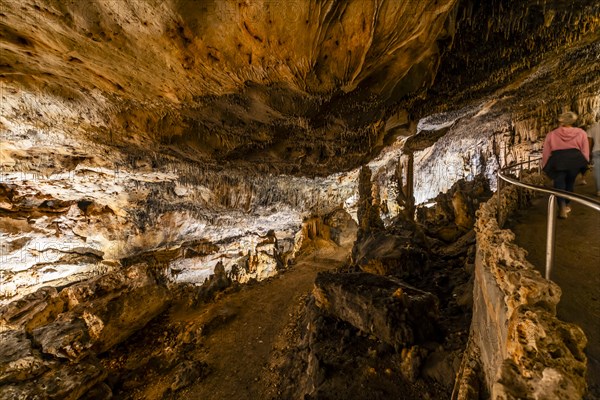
[1,0,600,399]
[508,177,600,398]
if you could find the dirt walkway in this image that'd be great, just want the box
[168,241,351,400]
[508,177,600,398]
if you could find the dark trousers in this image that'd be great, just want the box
[553,169,579,207]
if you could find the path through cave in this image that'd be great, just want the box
[508,175,600,399]
[108,239,352,400]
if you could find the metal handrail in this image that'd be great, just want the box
[497,157,600,281]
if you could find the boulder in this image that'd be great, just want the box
[84,383,113,400]
[32,283,169,360]
[59,264,156,310]
[452,190,474,230]
[35,362,107,400]
[353,232,429,278]
[28,264,170,362]
[0,384,32,400]
[0,362,106,400]
[91,283,170,353]
[313,272,439,349]
[170,360,208,392]
[32,316,92,361]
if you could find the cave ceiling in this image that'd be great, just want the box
[0,0,599,175]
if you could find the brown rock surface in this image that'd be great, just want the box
[0,286,65,333]
[0,1,599,314]
[0,1,599,399]
[2,1,596,178]
[0,330,47,384]
[494,306,587,399]
[462,176,589,399]
[0,361,106,400]
[313,271,439,348]
[32,316,93,361]
[31,265,170,360]
[58,264,156,309]
[507,178,600,397]
[0,0,458,174]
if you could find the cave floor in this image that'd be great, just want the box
[175,241,352,400]
[507,173,600,400]
[107,239,351,400]
[100,231,473,400]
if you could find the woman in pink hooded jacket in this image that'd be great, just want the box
[542,111,590,219]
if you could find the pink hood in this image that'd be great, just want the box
[552,126,586,141]
[542,126,589,167]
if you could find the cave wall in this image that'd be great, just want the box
[404,0,600,204]
[0,109,360,304]
[0,0,464,302]
[3,62,599,305]
[454,176,588,399]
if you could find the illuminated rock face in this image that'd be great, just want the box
[0,0,457,302]
[1,0,600,303]
[0,122,359,303]
[0,0,598,176]
[0,0,457,174]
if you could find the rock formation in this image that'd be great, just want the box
[1,0,599,300]
[452,172,588,399]
[1,0,599,398]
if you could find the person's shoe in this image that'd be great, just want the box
[559,207,568,219]
[565,206,572,213]
[581,179,588,185]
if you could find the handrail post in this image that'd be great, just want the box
[497,172,502,224]
[546,195,557,280]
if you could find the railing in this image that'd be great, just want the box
[497,157,600,281]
